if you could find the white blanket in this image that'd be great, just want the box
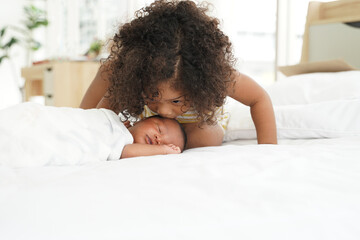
[0,137,360,240]
[0,103,133,166]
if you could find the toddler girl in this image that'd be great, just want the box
[80,0,277,148]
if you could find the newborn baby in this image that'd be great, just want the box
[123,115,186,158]
[0,103,186,166]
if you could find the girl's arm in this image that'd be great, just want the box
[120,143,181,159]
[228,71,277,144]
[80,67,111,110]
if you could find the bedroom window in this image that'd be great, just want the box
[45,0,155,59]
[207,0,277,86]
[213,0,330,84]
[45,0,125,59]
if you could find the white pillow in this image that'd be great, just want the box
[266,71,360,105]
[223,98,360,141]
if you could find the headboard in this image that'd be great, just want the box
[301,0,360,68]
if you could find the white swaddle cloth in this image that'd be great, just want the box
[0,103,133,167]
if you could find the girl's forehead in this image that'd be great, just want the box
[154,82,185,99]
[157,81,180,91]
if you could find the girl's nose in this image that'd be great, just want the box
[157,104,172,118]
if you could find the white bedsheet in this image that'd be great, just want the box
[0,103,133,166]
[1,137,360,240]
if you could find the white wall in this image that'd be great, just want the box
[0,0,26,109]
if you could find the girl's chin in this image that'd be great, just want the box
[160,115,175,119]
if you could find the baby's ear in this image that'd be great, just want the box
[124,119,139,129]
[123,120,132,128]
[132,119,143,125]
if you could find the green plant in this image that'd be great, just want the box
[21,4,49,51]
[0,27,18,64]
[0,4,48,66]
[0,4,49,99]
[86,39,103,58]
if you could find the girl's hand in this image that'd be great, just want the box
[163,144,181,154]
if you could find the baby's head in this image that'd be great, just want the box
[128,116,187,151]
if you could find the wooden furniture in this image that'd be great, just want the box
[21,61,100,108]
[278,0,360,77]
[301,0,360,66]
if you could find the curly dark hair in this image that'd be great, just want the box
[102,0,235,124]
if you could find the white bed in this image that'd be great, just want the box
[1,69,360,240]
[1,1,360,239]
[1,136,360,240]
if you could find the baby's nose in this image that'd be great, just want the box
[155,134,162,144]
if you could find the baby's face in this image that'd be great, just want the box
[128,117,185,151]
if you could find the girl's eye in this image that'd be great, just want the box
[152,92,159,98]
[172,100,181,104]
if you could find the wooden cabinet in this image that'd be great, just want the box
[21,61,100,108]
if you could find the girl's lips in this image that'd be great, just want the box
[146,135,153,144]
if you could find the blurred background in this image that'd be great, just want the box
[0,0,327,109]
